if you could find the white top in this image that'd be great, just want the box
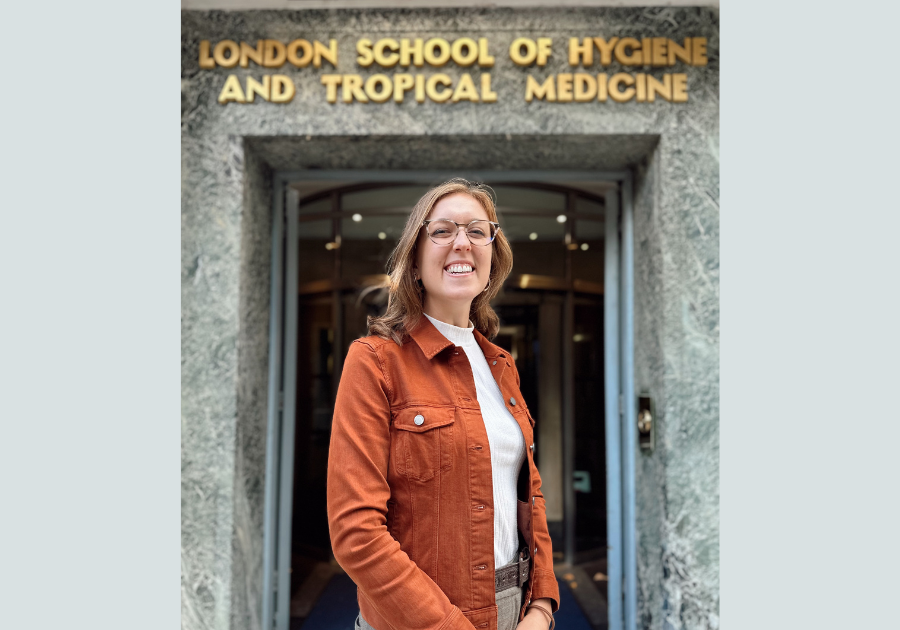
[424,313,526,568]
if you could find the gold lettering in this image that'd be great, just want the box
[614,38,642,65]
[510,38,537,66]
[314,40,338,68]
[271,75,295,103]
[374,39,399,67]
[287,40,313,67]
[635,73,646,102]
[569,37,593,66]
[321,75,342,104]
[263,40,286,67]
[400,38,424,67]
[647,74,672,102]
[525,75,556,102]
[481,73,497,103]
[415,74,425,103]
[667,38,691,66]
[424,39,451,67]
[218,74,245,103]
[478,38,495,68]
[609,72,635,102]
[342,74,368,103]
[451,73,479,102]
[365,74,393,103]
[393,74,414,103]
[356,39,374,67]
[691,37,708,66]
[451,38,479,67]
[537,38,552,66]
[672,73,688,102]
[593,37,618,66]
[557,73,573,102]
[246,75,270,102]
[597,73,608,101]
[642,39,652,67]
[199,40,215,69]
[574,73,597,102]
[213,41,240,68]
[425,73,452,102]
[652,38,668,67]
[240,41,264,67]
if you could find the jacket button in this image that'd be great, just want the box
[530,443,534,452]
[510,397,517,406]
[414,414,425,425]
[492,360,497,365]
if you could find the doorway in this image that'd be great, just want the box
[264,174,632,630]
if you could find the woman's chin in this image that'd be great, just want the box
[430,286,481,305]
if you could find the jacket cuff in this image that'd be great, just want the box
[530,569,561,614]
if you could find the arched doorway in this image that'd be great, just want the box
[266,174,628,630]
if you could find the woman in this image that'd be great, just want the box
[327,179,559,630]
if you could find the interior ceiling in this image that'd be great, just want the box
[289,180,617,200]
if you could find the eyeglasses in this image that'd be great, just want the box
[422,219,501,246]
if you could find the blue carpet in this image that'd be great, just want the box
[299,573,359,630]
[300,573,595,629]
[553,576,595,630]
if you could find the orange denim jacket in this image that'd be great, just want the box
[327,317,560,630]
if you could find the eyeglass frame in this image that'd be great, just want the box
[421,218,502,246]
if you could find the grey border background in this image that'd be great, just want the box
[3,2,900,630]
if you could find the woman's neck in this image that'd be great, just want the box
[422,296,472,328]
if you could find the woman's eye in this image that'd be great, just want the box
[468,229,486,237]
[433,229,451,235]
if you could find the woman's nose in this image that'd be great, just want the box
[453,228,471,250]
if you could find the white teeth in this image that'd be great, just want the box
[446,264,473,274]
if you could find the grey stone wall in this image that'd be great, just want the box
[181,7,718,630]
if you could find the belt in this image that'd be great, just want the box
[495,546,530,592]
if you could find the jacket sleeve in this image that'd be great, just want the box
[327,340,474,630]
[515,362,561,614]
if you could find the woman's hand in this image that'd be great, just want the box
[516,599,553,630]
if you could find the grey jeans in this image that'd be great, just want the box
[355,560,525,630]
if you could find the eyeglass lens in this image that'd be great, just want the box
[428,220,497,245]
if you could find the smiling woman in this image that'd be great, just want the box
[326,178,560,630]
[368,178,513,343]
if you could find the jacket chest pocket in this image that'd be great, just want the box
[391,407,456,482]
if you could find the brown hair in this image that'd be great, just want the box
[367,178,513,345]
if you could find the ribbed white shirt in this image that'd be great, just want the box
[424,313,526,568]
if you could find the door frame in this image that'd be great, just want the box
[262,169,636,630]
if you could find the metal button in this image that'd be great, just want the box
[510,397,517,406]
[492,360,497,365]
[414,414,425,425]
[530,443,534,452]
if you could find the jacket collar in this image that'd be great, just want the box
[409,315,507,361]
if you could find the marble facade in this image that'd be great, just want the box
[181,7,718,630]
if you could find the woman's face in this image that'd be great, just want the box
[415,192,493,311]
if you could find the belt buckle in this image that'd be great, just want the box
[517,545,531,587]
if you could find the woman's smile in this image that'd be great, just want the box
[443,260,476,276]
